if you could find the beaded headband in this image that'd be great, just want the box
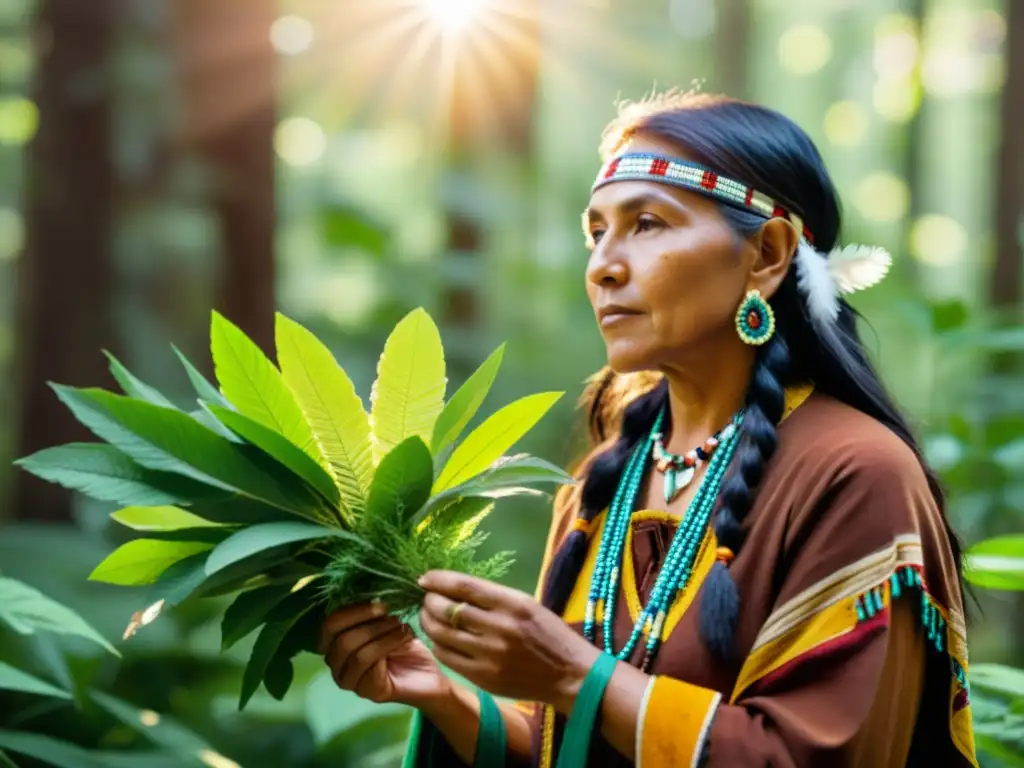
[591,152,892,326]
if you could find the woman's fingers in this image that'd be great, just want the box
[325,615,401,682]
[420,592,512,636]
[319,602,387,654]
[342,625,413,694]
[420,595,511,660]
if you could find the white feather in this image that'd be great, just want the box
[827,245,892,294]
[794,241,839,323]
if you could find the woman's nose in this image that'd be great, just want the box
[586,241,629,287]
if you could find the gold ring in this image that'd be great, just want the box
[446,601,467,630]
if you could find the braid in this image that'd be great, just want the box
[699,332,791,659]
[541,378,669,615]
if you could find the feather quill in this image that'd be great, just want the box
[794,241,839,323]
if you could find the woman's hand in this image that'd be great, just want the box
[320,602,452,707]
[417,571,602,714]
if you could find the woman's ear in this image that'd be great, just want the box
[751,218,800,299]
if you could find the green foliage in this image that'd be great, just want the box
[363,437,435,535]
[0,577,118,656]
[433,391,564,492]
[48,385,326,520]
[370,308,447,463]
[220,583,295,650]
[240,592,316,709]
[275,313,374,515]
[431,343,505,456]
[105,350,177,409]
[89,539,213,586]
[14,444,216,507]
[205,522,360,576]
[172,343,232,409]
[111,505,220,531]
[14,306,568,710]
[211,310,326,465]
[966,535,1024,591]
[206,403,342,510]
[0,660,71,699]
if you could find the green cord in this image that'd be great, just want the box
[555,653,619,768]
[474,688,508,767]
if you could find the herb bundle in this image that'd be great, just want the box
[16,308,572,707]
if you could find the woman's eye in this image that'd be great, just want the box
[636,214,661,233]
[588,229,606,247]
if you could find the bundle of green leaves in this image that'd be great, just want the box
[15,308,573,707]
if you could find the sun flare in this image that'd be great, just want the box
[422,0,484,33]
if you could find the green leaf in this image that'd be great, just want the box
[189,406,243,442]
[206,521,363,577]
[431,343,504,455]
[966,535,1024,590]
[275,313,374,513]
[240,598,314,709]
[103,351,177,409]
[89,690,210,754]
[50,385,324,520]
[969,663,1024,699]
[172,343,231,408]
[0,661,70,699]
[419,497,495,546]
[264,604,323,701]
[365,437,434,532]
[89,540,213,586]
[322,205,389,257]
[434,392,564,493]
[14,444,216,508]
[210,310,325,463]
[187,495,291,526]
[205,402,341,509]
[221,583,293,650]
[370,308,446,464]
[424,454,572,517]
[0,577,119,656]
[111,505,218,531]
[0,730,105,768]
[264,651,295,700]
[151,552,211,607]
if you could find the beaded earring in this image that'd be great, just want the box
[735,289,775,346]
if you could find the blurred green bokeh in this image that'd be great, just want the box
[1,0,1022,765]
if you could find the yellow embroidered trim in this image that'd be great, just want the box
[782,382,814,420]
[540,704,555,768]
[732,590,862,701]
[950,676,978,767]
[639,677,720,768]
[635,677,657,768]
[751,534,924,652]
[622,520,716,640]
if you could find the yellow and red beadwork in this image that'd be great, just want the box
[592,152,816,245]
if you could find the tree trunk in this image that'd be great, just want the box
[991,0,1023,309]
[716,0,750,99]
[442,0,540,340]
[12,0,117,522]
[174,0,277,355]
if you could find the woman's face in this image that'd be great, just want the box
[584,134,755,373]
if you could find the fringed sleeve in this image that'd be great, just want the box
[635,430,977,768]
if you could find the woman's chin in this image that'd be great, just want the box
[603,342,655,374]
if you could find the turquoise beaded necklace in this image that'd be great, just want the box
[583,407,744,671]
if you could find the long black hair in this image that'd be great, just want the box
[541,92,964,659]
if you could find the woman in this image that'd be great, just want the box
[319,92,977,767]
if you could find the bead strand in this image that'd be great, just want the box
[587,407,744,663]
